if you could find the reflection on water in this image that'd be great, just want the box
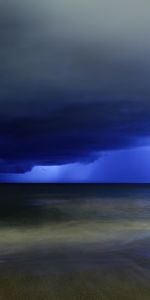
[0,184,150,299]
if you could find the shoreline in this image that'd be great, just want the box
[1,234,150,276]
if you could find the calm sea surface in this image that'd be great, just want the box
[0,184,150,299]
[0,184,150,258]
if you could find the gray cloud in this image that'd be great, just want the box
[1,0,150,110]
[0,1,150,173]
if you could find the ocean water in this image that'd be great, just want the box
[0,184,150,299]
[0,184,150,260]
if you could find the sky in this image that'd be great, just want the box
[0,0,150,182]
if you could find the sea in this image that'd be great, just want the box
[0,184,150,299]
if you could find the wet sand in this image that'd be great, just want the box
[1,238,150,300]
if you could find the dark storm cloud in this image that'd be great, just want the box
[0,98,150,172]
[1,0,150,172]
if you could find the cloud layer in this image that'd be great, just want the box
[0,0,150,173]
[0,98,150,172]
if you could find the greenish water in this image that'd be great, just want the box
[1,185,150,253]
[0,184,150,299]
[0,185,150,255]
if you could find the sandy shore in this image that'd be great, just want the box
[1,238,150,300]
[1,234,150,275]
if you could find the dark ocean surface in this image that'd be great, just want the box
[0,184,150,299]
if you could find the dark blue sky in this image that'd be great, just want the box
[0,0,150,182]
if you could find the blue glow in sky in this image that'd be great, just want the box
[1,146,150,183]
